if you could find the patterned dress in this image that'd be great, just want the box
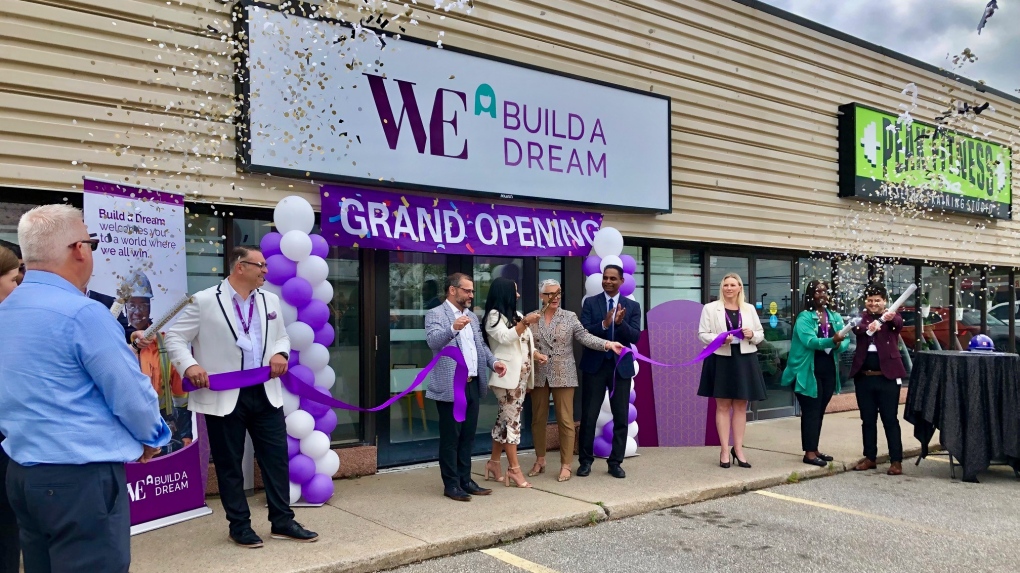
[492,357,530,444]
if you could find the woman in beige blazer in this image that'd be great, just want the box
[697,273,767,469]
[529,279,624,482]
[482,277,540,488]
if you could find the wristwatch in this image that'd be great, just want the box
[277,351,290,360]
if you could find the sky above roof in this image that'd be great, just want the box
[760,0,1017,95]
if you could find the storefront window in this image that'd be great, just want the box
[538,257,563,299]
[798,257,832,312]
[232,217,274,248]
[985,270,1014,353]
[956,268,983,349]
[0,202,33,245]
[877,264,918,363]
[649,248,701,309]
[919,266,951,350]
[708,256,748,303]
[184,213,225,294]
[327,247,361,443]
[834,260,867,316]
[622,246,645,329]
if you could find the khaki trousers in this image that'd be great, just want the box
[530,385,575,467]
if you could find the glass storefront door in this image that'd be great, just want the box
[753,258,796,419]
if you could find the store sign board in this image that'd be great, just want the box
[838,103,1012,219]
[242,2,671,212]
[320,184,603,257]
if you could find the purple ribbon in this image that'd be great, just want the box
[615,328,744,376]
[182,346,472,421]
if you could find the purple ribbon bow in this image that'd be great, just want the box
[614,328,744,381]
[183,346,471,421]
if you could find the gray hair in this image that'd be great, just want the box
[539,278,560,292]
[18,204,85,266]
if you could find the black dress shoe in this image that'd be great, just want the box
[444,487,472,502]
[816,452,834,462]
[608,465,626,479]
[731,447,751,469]
[802,455,827,467]
[462,481,492,496]
[271,521,319,543]
[230,528,264,549]
[576,463,592,477]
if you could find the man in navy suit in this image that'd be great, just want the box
[578,264,641,479]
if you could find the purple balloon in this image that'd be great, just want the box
[628,403,638,424]
[291,350,300,365]
[309,234,329,259]
[629,388,637,403]
[620,254,637,276]
[583,256,602,276]
[289,364,315,387]
[281,277,313,308]
[301,473,334,504]
[300,387,331,418]
[314,408,338,435]
[298,299,330,331]
[287,436,300,459]
[593,436,612,458]
[314,323,335,347]
[260,232,283,258]
[289,454,316,485]
[265,254,297,286]
[620,273,636,297]
[601,420,615,442]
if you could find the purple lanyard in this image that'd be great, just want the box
[818,311,831,338]
[233,296,255,335]
[725,308,742,331]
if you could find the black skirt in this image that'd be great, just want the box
[698,344,768,401]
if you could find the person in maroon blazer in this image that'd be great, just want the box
[849,283,907,475]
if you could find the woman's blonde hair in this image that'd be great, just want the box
[718,272,745,306]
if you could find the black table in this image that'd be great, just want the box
[904,350,1020,482]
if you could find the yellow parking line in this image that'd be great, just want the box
[480,548,562,573]
[754,490,970,537]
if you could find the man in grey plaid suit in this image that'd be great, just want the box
[425,273,507,502]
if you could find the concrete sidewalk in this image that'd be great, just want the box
[131,407,936,573]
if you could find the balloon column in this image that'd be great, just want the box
[585,227,639,458]
[259,196,340,505]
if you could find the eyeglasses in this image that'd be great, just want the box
[456,286,475,295]
[239,261,268,270]
[541,291,562,299]
[68,239,100,252]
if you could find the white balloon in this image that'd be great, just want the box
[280,230,313,262]
[585,274,603,297]
[313,367,336,390]
[289,481,303,505]
[287,322,315,352]
[312,280,334,304]
[274,196,315,235]
[625,294,637,300]
[300,343,330,371]
[297,256,329,285]
[624,436,638,457]
[282,388,300,416]
[261,283,281,298]
[281,301,298,325]
[628,421,639,438]
[600,394,612,413]
[285,410,315,439]
[600,255,623,272]
[314,450,340,477]
[299,430,331,459]
[596,409,613,428]
[592,227,624,257]
[632,360,640,377]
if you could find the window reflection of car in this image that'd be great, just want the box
[757,317,791,377]
[989,302,1018,323]
[897,307,1018,352]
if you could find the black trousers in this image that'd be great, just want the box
[579,360,631,467]
[205,385,294,535]
[795,353,837,453]
[435,378,480,491]
[0,443,20,573]
[856,374,903,462]
[6,461,129,573]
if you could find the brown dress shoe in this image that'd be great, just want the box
[853,459,877,471]
[887,461,903,476]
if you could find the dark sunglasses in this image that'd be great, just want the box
[68,239,100,252]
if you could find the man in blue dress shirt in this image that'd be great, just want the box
[0,204,170,573]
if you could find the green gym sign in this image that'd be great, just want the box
[838,103,1012,219]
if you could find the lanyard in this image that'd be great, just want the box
[724,308,742,331]
[233,295,255,335]
[817,310,831,338]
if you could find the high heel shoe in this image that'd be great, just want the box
[557,465,572,482]
[505,466,532,488]
[731,447,751,469]
[719,453,731,469]
[485,460,504,482]
[527,460,546,477]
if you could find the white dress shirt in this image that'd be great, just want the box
[603,292,620,331]
[224,280,263,371]
[446,299,478,377]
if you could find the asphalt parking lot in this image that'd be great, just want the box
[386,456,1020,573]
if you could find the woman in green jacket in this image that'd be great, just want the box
[781,280,850,467]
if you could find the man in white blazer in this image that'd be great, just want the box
[166,246,318,548]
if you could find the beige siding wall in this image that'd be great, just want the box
[2,0,1018,263]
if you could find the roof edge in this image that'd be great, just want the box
[731,0,1020,106]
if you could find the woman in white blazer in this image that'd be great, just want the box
[697,273,767,469]
[482,277,540,489]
